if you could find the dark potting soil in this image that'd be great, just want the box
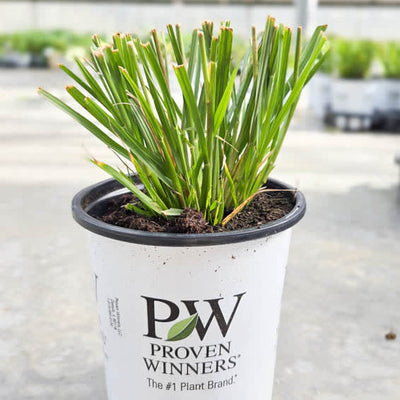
[94,189,295,234]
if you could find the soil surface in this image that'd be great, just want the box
[94,189,295,234]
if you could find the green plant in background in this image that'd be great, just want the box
[0,30,97,56]
[10,30,56,54]
[0,34,8,56]
[336,39,375,79]
[379,41,400,79]
[39,18,329,225]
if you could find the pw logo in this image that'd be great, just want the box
[142,293,246,342]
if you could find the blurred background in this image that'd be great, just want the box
[1,1,399,399]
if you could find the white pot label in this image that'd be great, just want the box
[88,229,292,400]
[141,292,245,391]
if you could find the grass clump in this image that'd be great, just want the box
[379,41,400,79]
[39,18,329,226]
[336,39,374,79]
[0,30,98,58]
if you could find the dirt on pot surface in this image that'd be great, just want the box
[94,190,295,234]
[385,330,396,340]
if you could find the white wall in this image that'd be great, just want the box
[0,1,399,39]
[317,5,400,40]
[0,2,293,36]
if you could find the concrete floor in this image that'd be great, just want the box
[1,69,400,399]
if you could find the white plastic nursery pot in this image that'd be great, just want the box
[72,176,306,400]
[331,78,377,115]
[374,79,400,112]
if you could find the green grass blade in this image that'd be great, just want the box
[91,159,164,215]
[38,88,129,159]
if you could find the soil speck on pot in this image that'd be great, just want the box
[385,330,396,340]
[95,189,294,234]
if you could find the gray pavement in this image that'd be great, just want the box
[1,69,400,399]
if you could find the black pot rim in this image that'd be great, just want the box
[72,176,306,247]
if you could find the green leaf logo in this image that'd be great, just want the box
[166,313,198,342]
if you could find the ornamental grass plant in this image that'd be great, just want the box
[379,41,400,79]
[39,17,329,226]
[336,39,374,79]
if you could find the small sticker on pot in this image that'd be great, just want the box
[107,297,122,336]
